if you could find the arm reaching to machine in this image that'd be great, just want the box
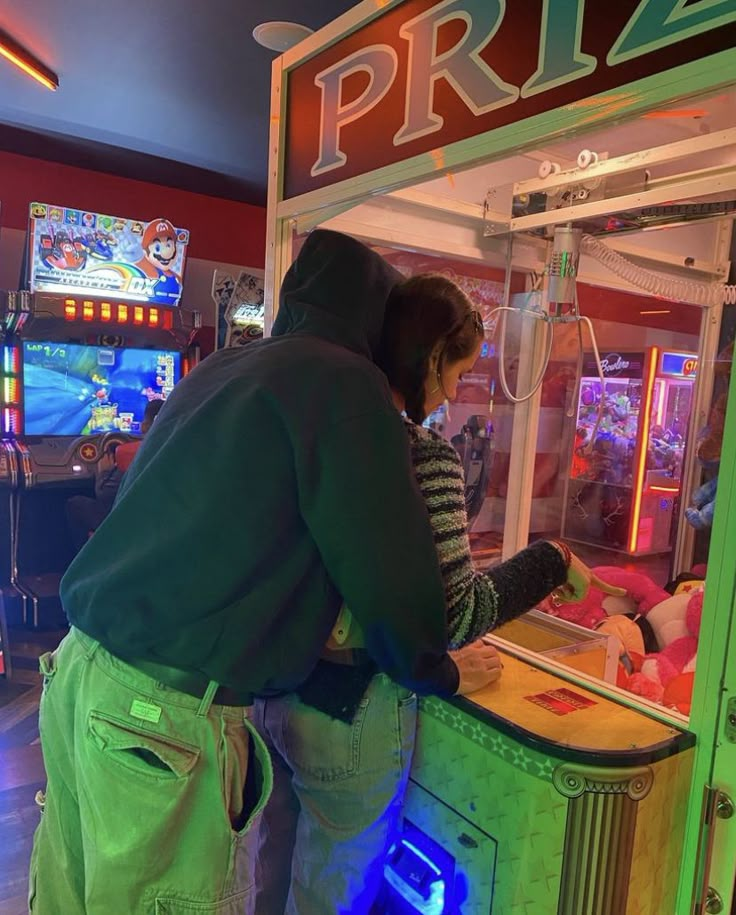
[406,422,624,649]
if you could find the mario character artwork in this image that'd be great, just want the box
[136,218,182,304]
[39,229,87,271]
[83,229,117,261]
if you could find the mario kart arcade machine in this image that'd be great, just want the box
[266,3,736,913]
[0,204,200,627]
[562,348,697,557]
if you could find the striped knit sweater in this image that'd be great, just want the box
[405,419,567,649]
[298,419,570,722]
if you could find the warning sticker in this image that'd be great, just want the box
[524,688,597,716]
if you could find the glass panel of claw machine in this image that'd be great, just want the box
[369,247,520,569]
[479,99,735,726]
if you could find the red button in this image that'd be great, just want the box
[79,443,98,462]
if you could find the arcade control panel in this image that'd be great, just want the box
[14,431,138,489]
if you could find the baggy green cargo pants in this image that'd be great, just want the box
[28,628,273,914]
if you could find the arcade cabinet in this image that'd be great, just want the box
[212,270,265,350]
[0,203,201,626]
[562,347,696,555]
[451,414,494,528]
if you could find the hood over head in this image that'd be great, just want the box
[271,229,403,358]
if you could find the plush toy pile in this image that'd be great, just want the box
[539,567,704,715]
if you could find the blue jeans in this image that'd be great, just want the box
[253,672,417,914]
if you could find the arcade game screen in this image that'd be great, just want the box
[22,341,180,436]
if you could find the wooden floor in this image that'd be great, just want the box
[0,626,66,915]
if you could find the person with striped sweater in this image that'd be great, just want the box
[254,273,622,915]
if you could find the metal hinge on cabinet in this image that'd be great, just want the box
[691,786,735,914]
[725,696,736,743]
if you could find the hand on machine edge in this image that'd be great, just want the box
[452,639,503,696]
[550,548,627,606]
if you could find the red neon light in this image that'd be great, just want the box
[630,347,659,553]
[4,406,20,435]
[100,302,112,322]
[117,304,129,323]
[148,308,159,327]
[162,310,174,330]
[82,300,95,321]
[64,298,77,321]
[4,346,19,374]
[133,306,144,325]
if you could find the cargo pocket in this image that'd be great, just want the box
[88,711,200,779]
[154,887,253,914]
[233,716,273,838]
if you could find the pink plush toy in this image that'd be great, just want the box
[645,584,703,649]
[660,590,702,673]
[626,589,703,712]
[588,567,669,617]
[627,671,665,703]
[538,566,668,631]
[538,586,608,630]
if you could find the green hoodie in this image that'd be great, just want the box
[61,230,459,696]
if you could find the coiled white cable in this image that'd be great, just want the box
[485,297,606,433]
[486,305,554,403]
[581,235,736,306]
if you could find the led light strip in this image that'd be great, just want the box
[0,29,58,91]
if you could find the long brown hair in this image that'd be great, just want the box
[376,274,484,423]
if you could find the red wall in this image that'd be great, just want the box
[0,151,266,267]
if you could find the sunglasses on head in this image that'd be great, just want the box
[468,310,485,335]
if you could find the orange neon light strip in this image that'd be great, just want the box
[629,347,659,553]
[642,109,707,120]
[0,31,58,91]
[649,485,680,494]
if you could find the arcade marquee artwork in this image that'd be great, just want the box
[28,203,190,307]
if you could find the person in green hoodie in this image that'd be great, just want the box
[27,231,499,915]
[252,273,622,915]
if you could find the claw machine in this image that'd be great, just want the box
[265,3,736,912]
[563,348,697,555]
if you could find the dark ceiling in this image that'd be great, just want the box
[0,0,360,205]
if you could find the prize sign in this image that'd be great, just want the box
[284,0,736,199]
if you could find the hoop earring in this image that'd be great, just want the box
[428,370,444,395]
